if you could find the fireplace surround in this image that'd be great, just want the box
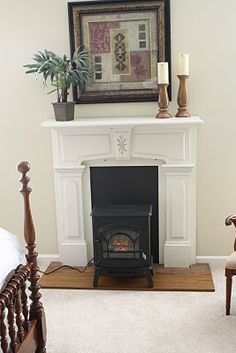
[42,116,202,267]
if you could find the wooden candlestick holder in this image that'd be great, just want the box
[156,84,172,119]
[176,75,190,117]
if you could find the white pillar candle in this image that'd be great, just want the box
[178,54,189,75]
[157,62,169,84]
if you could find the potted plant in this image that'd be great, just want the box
[23,48,92,121]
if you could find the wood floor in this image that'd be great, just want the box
[40,262,215,291]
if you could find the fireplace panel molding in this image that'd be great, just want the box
[43,116,202,267]
[132,131,187,162]
[60,132,112,163]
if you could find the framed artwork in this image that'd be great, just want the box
[68,0,171,104]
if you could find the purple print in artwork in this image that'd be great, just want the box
[89,21,119,54]
[121,51,151,82]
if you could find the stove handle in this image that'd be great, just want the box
[141,251,147,260]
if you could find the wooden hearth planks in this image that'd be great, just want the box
[40,262,215,292]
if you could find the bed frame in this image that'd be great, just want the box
[0,161,46,353]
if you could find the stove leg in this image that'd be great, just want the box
[146,269,153,288]
[93,268,101,287]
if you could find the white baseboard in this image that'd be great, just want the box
[37,254,227,269]
[196,256,227,268]
[38,254,60,268]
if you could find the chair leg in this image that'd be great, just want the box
[226,269,233,315]
[36,345,46,353]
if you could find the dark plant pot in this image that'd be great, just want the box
[52,102,75,121]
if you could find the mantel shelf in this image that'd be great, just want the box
[42,116,203,129]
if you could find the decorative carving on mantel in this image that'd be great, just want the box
[112,130,132,160]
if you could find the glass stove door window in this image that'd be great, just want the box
[102,228,140,259]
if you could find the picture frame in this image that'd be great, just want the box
[68,0,171,104]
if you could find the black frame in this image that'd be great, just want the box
[68,0,171,104]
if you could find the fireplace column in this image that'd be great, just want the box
[162,164,195,267]
[54,166,88,266]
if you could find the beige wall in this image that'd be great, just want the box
[0,0,236,256]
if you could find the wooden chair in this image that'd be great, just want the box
[225,215,236,315]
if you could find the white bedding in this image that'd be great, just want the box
[0,227,26,291]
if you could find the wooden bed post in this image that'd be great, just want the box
[18,161,46,353]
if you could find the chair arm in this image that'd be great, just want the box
[225,214,236,227]
[225,214,236,251]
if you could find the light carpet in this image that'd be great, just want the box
[42,265,236,353]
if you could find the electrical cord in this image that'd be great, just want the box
[39,257,94,275]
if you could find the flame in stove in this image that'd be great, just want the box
[112,239,130,252]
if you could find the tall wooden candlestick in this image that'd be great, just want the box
[175,75,190,117]
[156,84,172,119]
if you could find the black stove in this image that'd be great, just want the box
[91,204,153,287]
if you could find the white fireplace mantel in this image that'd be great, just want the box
[42,116,203,267]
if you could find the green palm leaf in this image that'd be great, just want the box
[23,48,93,102]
